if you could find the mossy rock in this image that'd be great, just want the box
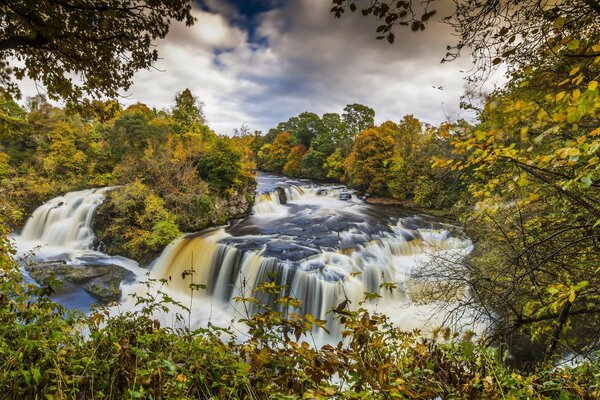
[26,260,132,303]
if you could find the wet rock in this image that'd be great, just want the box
[276,187,287,204]
[338,193,352,201]
[84,272,130,303]
[25,261,132,303]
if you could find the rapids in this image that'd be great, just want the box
[147,173,475,340]
[12,173,477,341]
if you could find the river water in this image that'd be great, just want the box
[13,172,475,342]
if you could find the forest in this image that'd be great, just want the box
[1,0,599,398]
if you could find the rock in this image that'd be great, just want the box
[84,270,130,303]
[276,187,287,204]
[25,260,132,303]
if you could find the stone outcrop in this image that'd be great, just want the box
[26,261,132,303]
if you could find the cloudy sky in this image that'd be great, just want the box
[25,0,501,134]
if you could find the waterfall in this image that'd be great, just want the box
[150,223,472,336]
[252,191,287,216]
[19,188,110,251]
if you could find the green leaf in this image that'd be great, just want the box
[581,176,592,188]
[32,368,42,385]
[567,39,580,50]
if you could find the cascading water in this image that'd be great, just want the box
[13,186,145,312]
[19,188,111,251]
[252,191,286,215]
[13,173,476,338]
[149,173,474,340]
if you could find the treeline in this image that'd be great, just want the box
[257,105,463,208]
[0,89,257,262]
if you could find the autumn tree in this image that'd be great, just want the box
[0,0,195,100]
[283,144,307,177]
[261,131,295,173]
[345,124,395,193]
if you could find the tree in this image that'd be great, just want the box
[264,132,295,173]
[331,0,600,86]
[106,108,160,162]
[344,125,395,193]
[342,103,375,138]
[196,137,243,193]
[283,144,307,177]
[172,88,206,134]
[0,0,195,100]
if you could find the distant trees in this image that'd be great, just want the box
[257,105,460,207]
[258,103,376,179]
[0,0,195,100]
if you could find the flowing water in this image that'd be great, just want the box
[12,188,143,311]
[145,173,475,340]
[13,173,476,341]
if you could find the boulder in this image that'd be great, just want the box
[26,261,132,303]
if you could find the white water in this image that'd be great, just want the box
[144,176,477,342]
[12,188,144,310]
[13,175,480,342]
[18,188,111,252]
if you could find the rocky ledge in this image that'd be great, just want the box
[26,261,133,303]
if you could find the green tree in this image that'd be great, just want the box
[172,88,206,134]
[342,103,375,138]
[196,137,243,193]
[0,0,195,100]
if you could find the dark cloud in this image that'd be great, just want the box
[17,1,500,134]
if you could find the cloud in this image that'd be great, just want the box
[16,0,501,134]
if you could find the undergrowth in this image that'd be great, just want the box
[0,224,598,399]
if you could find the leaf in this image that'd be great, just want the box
[554,17,566,29]
[581,176,592,188]
[567,39,580,50]
[555,91,567,101]
[589,80,598,91]
[32,368,42,385]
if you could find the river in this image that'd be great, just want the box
[13,172,476,342]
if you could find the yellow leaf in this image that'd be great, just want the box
[572,89,580,100]
[556,91,567,101]
[568,292,576,303]
[589,80,599,91]
[175,374,187,382]
[569,67,580,76]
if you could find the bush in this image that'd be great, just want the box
[196,138,243,192]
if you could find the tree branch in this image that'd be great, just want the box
[0,34,49,51]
